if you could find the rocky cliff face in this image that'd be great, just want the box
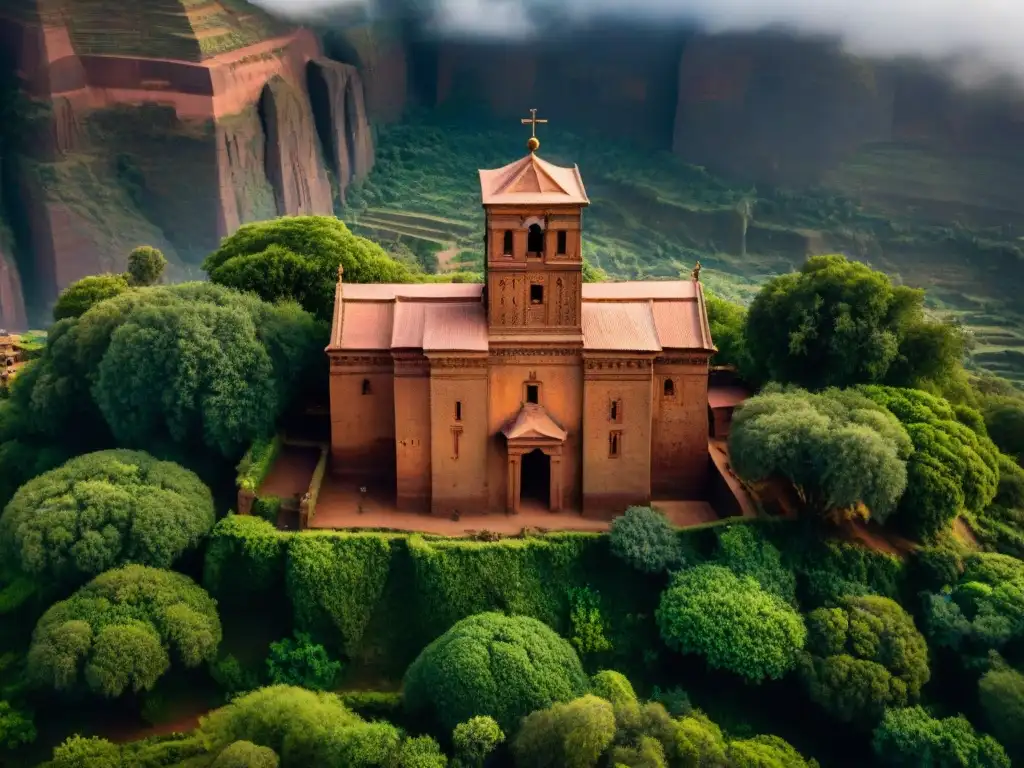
[0,0,375,327]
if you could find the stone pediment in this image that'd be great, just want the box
[501,403,568,443]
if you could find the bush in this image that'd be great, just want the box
[210,654,261,698]
[0,700,35,750]
[51,735,122,768]
[27,565,221,697]
[729,387,912,524]
[265,632,343,691]
[799,596,930,724]
[590,670,637,709]
[566,587,612,655]
[872,706,1010,767]
[657,565,806,683]
[715,525,796,604]
[403,612,590,734]
[453,716,504,768]
[0,449,215,589]
[211,740,280,768]
[608,506,684,574]
[512,695,616,768]
[204,515,287,603]
[126,246,167,287]
[979,661,1024,762]
[52,275,130,321]
[727,735,819,768]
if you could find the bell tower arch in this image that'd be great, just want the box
[478,111,590,339]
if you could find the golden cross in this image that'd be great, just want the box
[520,108,548,138]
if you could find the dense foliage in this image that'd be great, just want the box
[872,706,1010,767]
[729,387,912,523]
[745,254,966,390]
[265,632,343,691]
[27,565,221,697]
[203,216,416,320]
[979,659,1024,763]
[0,450,214,589]
[403,612,590,733]
[126,245,168,287]
[52,275,129,321]
[608,506,684,574]
[452,716,504,768]
[657,565,807,682]
[799,596,930,724]
[714,524,797,604]
[860,386,1001,540]
[981,394,1024,463]
[704,290,751,372]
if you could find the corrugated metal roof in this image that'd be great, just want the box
[582,281,697,301]
[338,302,393,350]
[582,302,662,352]
[423,303,488,352]
[479,153,589,206]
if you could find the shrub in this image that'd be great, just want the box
[126,246,167,287]
[453,715,504,768]
[204,515,288,603]
[979,662,1024,763]
[727,735,819,767]
[27,565,221,697]
[872,706,1010,767]
[52,275,130,321]
[211,740,280,768]
[51,735,122,768]
[403,612,590,734]
[0,700,35,750]
[397,735,448,768]
[210,654,261,698]
[512,695,616,768]
[715,525,796,603]
[590,670,637,709]
[800,596,930,724]
[0,449,215,589]
[265,632,343,691]
[608,506,683,574]
[657,565,806,683]
[566,587,612,655]
[729,387,912,524]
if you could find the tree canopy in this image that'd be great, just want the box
[744,254,966,390]
[729,387,912,523]
[704,290,751,372]
[608,506,684,574]
[657,565,807,683]
[859,386,1001,540]
[203,216,417,320]
[800,595,930,724]
[872,706,1010,767]
[27,565,221,697]
[512,694,616,768]
[714,524,797,604]
[0,449,214,589]
[52,275,130,321]
[979,659,1024,763]
[10,282,322,459]
[403,612,590,734]
[126,246,168,287]
[980,394,1024,464]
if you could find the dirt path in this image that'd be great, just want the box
[435,246,461,273]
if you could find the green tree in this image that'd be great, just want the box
[403,612,590,734]
[799,596,930,724]
[0,449,215,589]
[979,660,1024,763]
[52,275,130,321]
[704,290,750,372]
[608,506,684,574]
[872,706,1010,767]
[981,394,1024,463]
[729,387,912,524]
[51,735,122,768]
[453,716,504,768]
[398,735,448,768]
[715,525,796,604]
[27,565,221,697]
[745,254,966,390]
[512,695,616,768]
[657,565,807,683]
[212,740,280,768]
[125,246,168,287]
[0,700,35,750]
[860,386,1001,540]
[728,735,819,768]
[265,632,343,691]
[590,670,637,709]
[203,216,416,320]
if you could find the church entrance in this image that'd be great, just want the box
[520,448,551,509]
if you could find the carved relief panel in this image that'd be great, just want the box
[493,274,525,327]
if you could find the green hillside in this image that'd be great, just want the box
[343,117,1024,386]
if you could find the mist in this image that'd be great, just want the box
[252,0,1024,83]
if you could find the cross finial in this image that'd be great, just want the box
[520,108,548,153]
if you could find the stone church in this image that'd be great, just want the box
[327,131,717,518]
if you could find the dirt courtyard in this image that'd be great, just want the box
[309,475,720,536]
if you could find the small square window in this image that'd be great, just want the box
[526,384,539,404]
[609,430,622,458]
[530,284,544,304]
[557,231,567,254]
[455,401,462,421]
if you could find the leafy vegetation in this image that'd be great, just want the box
[126,245,168,287]
[608,506,684,574]
[52,275,130,321]
[872,706,1010,767]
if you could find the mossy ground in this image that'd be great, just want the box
[344,117,1024,385]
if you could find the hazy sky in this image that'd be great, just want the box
[252,0,1024,80]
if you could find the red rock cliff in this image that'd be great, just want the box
[0,1,374,319]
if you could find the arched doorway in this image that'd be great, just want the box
[520,448,551,508]
[527,223,544,254]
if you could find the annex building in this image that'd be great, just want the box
[327,126,717,518]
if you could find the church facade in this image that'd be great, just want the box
[327,140,717,518]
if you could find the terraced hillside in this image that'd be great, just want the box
[345,118,1024,386]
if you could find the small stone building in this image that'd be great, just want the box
[327,144,717,518]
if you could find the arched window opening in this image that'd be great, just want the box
[502,230,514,255]
[663,378,675,397]
[527,223,544,254]
[361,379,372,395]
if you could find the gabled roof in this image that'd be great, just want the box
[502,403,568,442]
[479,153,589,206]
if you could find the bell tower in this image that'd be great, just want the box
[478,110,590,339]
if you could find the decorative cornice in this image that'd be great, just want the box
[330,355,392,369]
[491,347,579,357]
[585,359,652,371]
[657,355,710,366]
[431,358,489,369]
